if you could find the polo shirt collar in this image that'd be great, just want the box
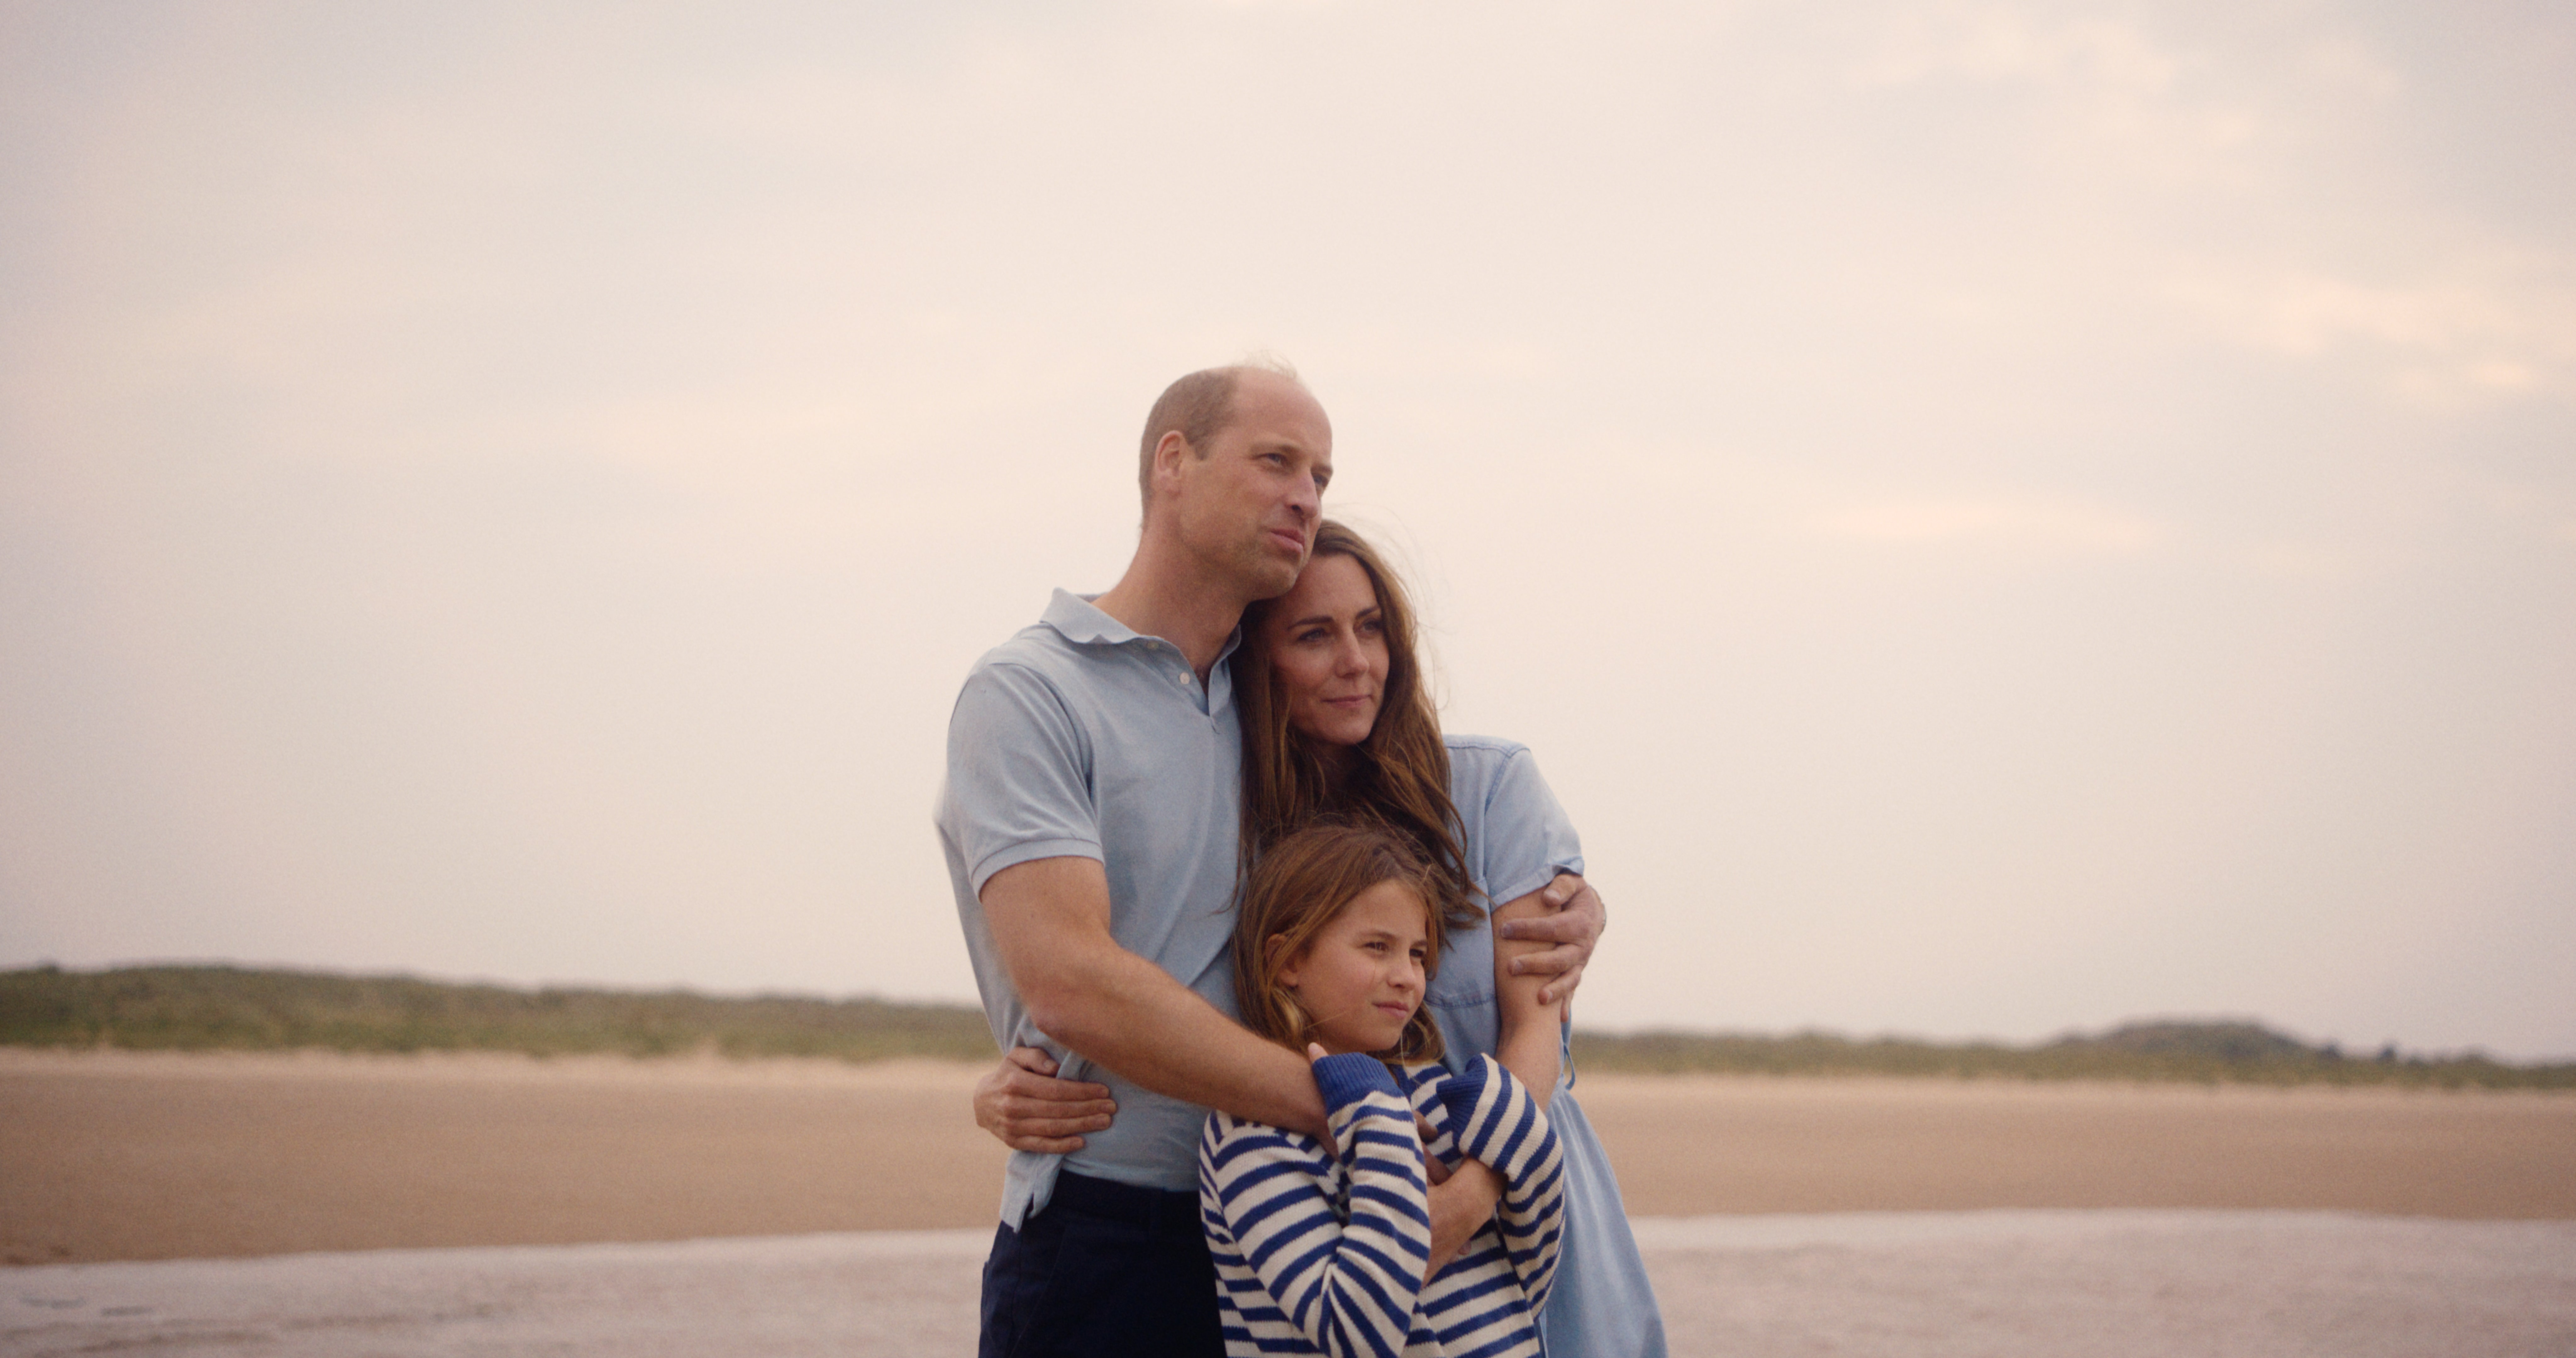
[1041,588,1245,668]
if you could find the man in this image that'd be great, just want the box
[937,362,1601,1357]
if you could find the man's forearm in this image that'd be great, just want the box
[986,856,1328,1140]
[1024,941,1328,1139]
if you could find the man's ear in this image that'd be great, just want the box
[1265,932,1299,989]
[1148,430,1194,504]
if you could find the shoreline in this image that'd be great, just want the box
[8,1048,2572,1266]
[10,1043,2569,1095]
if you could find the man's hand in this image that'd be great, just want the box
[1495,872,1606,1013]
[973,1046,1115,1154]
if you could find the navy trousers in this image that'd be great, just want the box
[979,1171,1224,1358]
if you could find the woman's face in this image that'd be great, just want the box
[1263,552,1390,748]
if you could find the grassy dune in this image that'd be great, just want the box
[4,965,2568,1089]
[0,965,994,1063]
[1569,1024,2575,1089]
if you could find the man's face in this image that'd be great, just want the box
[1167,372,1333,599]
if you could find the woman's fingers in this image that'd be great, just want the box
[975,1050,1115,1150]
[998,1096,1117,1140]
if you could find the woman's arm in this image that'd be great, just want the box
[1204,1051,1432,1358]
[1489,887,1568,1106]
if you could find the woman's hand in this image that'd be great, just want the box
[1496,872,1606,1015]
[973,1046,1115,1154]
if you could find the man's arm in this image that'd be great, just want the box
[982,855,1330,1140]
[976,864,1605,1261]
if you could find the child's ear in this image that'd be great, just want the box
[1265,933,1300,989]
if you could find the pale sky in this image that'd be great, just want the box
[4,1,2572,1058]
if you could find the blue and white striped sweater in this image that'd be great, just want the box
[1199,1052,1564,1358]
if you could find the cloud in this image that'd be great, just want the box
[1839,4,2273,184]
[1811,496,2163,554]
[2167,257,2576,404]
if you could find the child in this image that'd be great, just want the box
[1199,821,1565,1358]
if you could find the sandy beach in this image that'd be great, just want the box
[6,1048,2574,1355]
[6,1046,2571,1265]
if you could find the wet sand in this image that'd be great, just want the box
[4,1048,2572,1267]
[8,1214,2573,1357]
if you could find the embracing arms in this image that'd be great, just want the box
[974,871,1604,1151]
[981,855,1329,1140]
[1489,883,1573,1103]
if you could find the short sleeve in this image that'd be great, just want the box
[1465,745,1585,909]
[941,662,1104,895]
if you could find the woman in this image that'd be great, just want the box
[980,521,1668,1357]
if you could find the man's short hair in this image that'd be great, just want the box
[1137,357,1302,516]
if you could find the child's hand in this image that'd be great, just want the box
[1307,1043,1330,1063]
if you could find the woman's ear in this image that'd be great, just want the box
[1265,932,1300,989]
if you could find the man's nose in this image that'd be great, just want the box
[1287,470,1322,520]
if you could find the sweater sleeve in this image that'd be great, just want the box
[1202,1054,1432,1358]
[1433,1053,1567,1311]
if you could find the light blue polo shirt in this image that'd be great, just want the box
[936,590,1246,1225]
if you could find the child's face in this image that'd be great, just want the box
[1277,880,1430,1056]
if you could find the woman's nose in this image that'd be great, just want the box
[1332,636,1365,674]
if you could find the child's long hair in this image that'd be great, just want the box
[1234,820,1454,1064]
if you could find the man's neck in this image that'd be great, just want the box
[1091,543,1259,680]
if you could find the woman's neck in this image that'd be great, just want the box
[1306,737,1361,792]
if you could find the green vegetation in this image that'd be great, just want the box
[0,964,994,1063]
[5,966,2568,1088]
[1571,1020,2576,1090]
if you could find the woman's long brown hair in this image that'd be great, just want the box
[1234,521,1480,930]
